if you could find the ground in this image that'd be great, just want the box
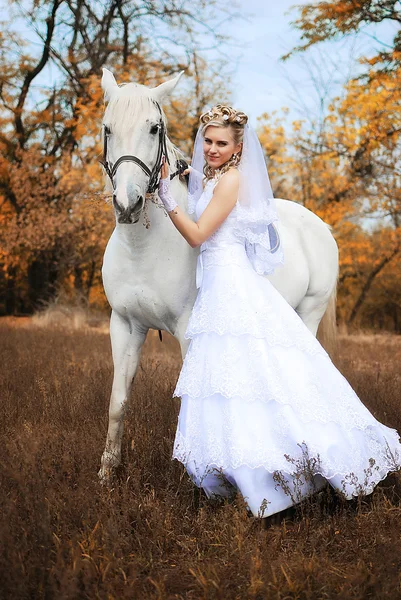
[1,318,401,599]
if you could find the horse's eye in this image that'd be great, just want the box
[150,124,159,135]
[104,125,111,136]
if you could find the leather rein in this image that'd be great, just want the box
[99,100,187,194]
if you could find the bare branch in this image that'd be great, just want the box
[348,242,400,324]
[14,0,62,148]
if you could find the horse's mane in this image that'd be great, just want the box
[104,83,183,165]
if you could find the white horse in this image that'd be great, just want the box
[98,68,339,479]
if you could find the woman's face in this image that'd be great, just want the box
[203,126,242,170]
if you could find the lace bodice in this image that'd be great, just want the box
[195,178,247,288]
[196,178,243,250]
[194,175,284,287]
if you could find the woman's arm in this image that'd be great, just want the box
[160,164,239,248]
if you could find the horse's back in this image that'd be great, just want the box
[268,199,338,307]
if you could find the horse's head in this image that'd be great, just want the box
[101,68,184,224]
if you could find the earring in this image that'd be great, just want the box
[232,153,237,159]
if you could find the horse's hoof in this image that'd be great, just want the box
[98,466,114,485]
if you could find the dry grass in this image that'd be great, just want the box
[31,302,110,333]
[1,320,401,599]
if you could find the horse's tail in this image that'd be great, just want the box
[317,276,338,356]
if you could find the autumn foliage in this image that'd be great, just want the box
[0,1,231,314]
[259,0,401,330]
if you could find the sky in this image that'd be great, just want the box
[226,0,308,124]
[221,0,398,127]
[5,0,398,129]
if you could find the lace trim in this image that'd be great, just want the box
[185,270,327,354]
[173,429,400,478]
[173,333,385,431]
[234,201,280,227]
[172,397,401,494]
[173,437,400,499]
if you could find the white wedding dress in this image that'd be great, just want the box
[172,177,401,517]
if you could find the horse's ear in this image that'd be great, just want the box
[102,68,118,102]
[151,71,185,103]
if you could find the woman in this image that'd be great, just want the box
[158,104,401,518]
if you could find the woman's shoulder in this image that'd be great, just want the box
[216,167,239,185]
[219,167,239,180]
[214,167,240,191]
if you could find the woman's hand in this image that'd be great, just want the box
[161,156,169,180]
[158,159,177,212]
[163,168,239,248]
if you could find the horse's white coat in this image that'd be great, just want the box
[98,70,339,479]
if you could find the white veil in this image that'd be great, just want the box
[187,126,205,214]
[187,121,284,276]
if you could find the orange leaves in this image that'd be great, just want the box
[287,1,401,65]
[257,72,401,326]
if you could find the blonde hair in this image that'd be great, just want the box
[199,104,248,180]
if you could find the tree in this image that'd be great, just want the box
[275,1,401,328]
[0,0,237,313]
[286,0,401,74]
[257,94,401,329]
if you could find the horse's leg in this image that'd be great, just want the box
[99,310,148,481]
[296,293,330,337]
[174,313,192,360]
[294,216,339,341]
[296,252,338,352]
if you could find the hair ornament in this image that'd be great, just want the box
[199,104,248,127]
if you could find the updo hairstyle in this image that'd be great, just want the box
[199,104,248,180]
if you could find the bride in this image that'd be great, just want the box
[157,104,401,518]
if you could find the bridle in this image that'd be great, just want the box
[99,100,187,194]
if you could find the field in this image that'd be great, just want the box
[1,318,401,599]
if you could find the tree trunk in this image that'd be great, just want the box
[85,260,97,301]
[4,266,17,315]
[393,304,400,333]
[28,254,59,311]
[348,245,400,324]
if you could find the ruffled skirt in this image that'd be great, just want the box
[172,245,401,517]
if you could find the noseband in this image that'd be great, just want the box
[99,100,187,194]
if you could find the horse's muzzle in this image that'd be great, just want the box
[113,195,143,224]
